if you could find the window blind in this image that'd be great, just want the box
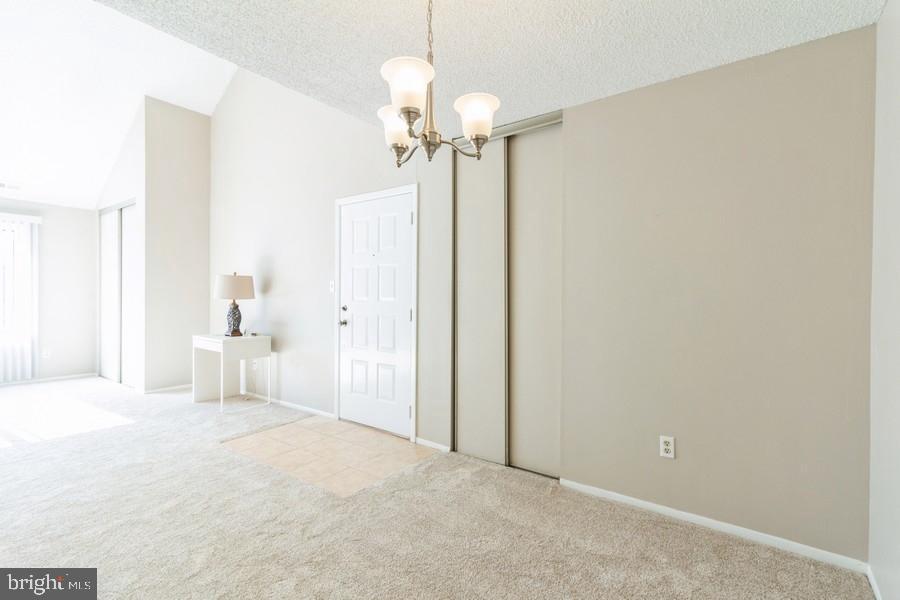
[0,213,39,383]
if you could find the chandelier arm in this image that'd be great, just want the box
[442,138,481,160]
[396,143,421,167]
[408,122,427,140]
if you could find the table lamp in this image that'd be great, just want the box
[214,272,255,336]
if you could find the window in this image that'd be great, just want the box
[0,212,39,383]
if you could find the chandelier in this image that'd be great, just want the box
[377,0,500,167]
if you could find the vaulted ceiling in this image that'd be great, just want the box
[0,0,235,209]
[95,0,886,135]
[0,0,887,208]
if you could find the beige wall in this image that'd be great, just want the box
[560,28,875,559]
[870,4,900,595]
[508,124,563,476]
[455,139,508,463]
[144,97,210,390]
[209,30,880,563]
[0,198,97,379]
[210,70,419,414]
[211,69,455,445]
[413,149,453,447]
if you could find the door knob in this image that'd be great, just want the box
[339,319,348,327]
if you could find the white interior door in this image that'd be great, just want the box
[120,204,141,388]
[99,210,121,382]
[338,187,416,437]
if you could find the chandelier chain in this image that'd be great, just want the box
[426,0,434,63]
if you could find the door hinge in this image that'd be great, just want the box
[409,406,412,418]
[409,308,413,322]
[410,211,414,225]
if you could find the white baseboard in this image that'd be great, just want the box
[415,437,450,452]
[867,565,883,600]
[559,478,868,574]
[144,383,192,394]
[247,393,337,419]
[0,372,97,388]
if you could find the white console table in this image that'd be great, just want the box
[192,334,272,413]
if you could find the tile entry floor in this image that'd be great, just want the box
[222,416,437,497]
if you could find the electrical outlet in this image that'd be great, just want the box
[659,435,675,459]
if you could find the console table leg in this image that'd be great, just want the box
[220,353,225,413]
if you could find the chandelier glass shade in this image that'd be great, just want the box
[453,93,501,140]
[380,57,434,114]
[378,0,500,167]
[377,105,412,148]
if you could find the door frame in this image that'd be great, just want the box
[333,183,419,441]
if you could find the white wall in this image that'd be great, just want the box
[869,2,900,596]
[144,97,210,391]
[0,197,97,379]
[99,104,146,391]
[99,105,145,211]
[98,98,210,392]
[210,70,413,413]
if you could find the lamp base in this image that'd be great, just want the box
[225,301,242,337]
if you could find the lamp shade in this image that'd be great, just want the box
[214,274,255,300]
[377,105,412,148]
[453,93,501,140]
[380,56,434,113]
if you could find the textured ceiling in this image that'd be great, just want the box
[93,0,885,135]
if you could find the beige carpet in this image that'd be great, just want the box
[0,378,873,599]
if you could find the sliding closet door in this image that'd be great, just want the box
[508,124,562,477]
[455,139,507,464]
[99,210,121,381]
[120,204,141,388]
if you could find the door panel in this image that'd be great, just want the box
[120,204,141,389]
[508,124,563,477]
[455,138,507,464]
[339,189,414,436]
[99,210,120,382]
